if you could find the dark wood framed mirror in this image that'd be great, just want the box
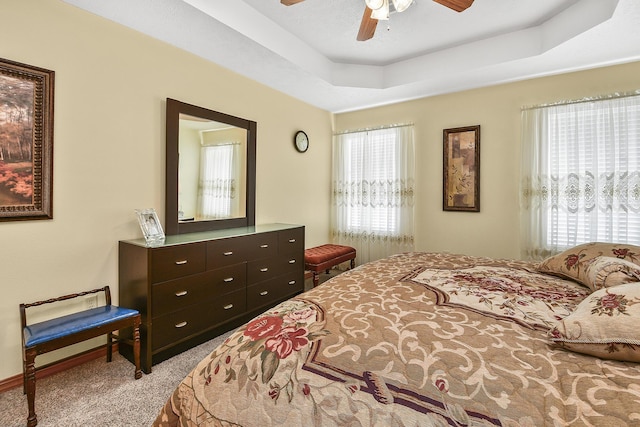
[165,98,256,235]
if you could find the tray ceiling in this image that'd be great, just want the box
[63,0,640,112]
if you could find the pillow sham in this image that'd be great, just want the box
[548,282,640,363]
[584,256,640,292]
[537,242,640,287]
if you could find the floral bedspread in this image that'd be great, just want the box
[153,252,640,426]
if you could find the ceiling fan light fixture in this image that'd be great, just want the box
[391,0,413,13]
[370,0,390,20]
[365,0,385,11]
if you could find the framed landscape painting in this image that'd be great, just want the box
[443,125,480,212]
[0,58,54,221]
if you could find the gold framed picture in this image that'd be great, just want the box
[0,57,54,221]
[443,125,480,212]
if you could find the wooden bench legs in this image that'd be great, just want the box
[24,347,37,427]
[20,286,142,427]
[311,257,356,287]
[23,316,142,427]
[129,321,143,379]
[23,317,142,427]
[106,325,142,366]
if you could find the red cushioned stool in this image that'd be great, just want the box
[304,244,356,287]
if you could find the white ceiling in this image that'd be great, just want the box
[63,0,640,113]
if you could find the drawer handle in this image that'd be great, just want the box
[223,304,234,310]
[260,267,269,272]
[288,239,296,243]
[175,260,188,265]
[223,251,233,256]
[223,277,234,283]
[260,244,269,248]
[175,290,188,297]
[260,290,269,296]
[288,259,296,264]
[288,280,296,285]
[175,321,187,328]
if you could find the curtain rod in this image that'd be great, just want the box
[334,122,414,136]
[521,90,640,111]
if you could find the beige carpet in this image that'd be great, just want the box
[0,330,234,427]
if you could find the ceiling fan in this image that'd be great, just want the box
[280,0,474,41]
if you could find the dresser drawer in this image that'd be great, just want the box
[279,269,304,296]
[207,262,247,295]
[278,227,304,256]
[152,289,246,350]
[246,232,278,260]
[283,251,304,273]
[247,253,303,283]
[247,256,282,283]
[247,271,304,312]
[152,263,246,317]
[150,242,206,283]
[207,236,250,269]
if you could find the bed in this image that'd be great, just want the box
[153,244,640,426]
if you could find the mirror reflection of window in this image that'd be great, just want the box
[197,143,240,219]
[177,114,247,222]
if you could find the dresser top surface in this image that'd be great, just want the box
[121,223,304,248]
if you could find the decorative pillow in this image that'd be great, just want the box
[584,256,640,292]
[537,242,640,287]
[548,282,640,362]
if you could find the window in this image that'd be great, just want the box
[520,93,640,259]
[341,130,399,233]
[331,125,415,264]
[197,144,235,219]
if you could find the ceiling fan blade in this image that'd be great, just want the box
[281,0,305,5]
[357,7,378,41]
[432,0,474,12]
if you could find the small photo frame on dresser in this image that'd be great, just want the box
[135,208,165,246]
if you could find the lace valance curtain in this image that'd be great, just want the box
[520,93,640,260]
[331,125,415,265]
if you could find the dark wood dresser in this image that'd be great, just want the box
[118,223,304,373]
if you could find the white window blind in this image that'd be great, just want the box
[520,93,640,259]
[331,125,415,264]
[342,129,399,233]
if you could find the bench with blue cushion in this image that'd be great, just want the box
[20,286,141,427]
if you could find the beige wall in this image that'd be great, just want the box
[0,0,332,381]
[334,61,640,260]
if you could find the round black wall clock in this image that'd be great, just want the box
[294,130,309,153]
